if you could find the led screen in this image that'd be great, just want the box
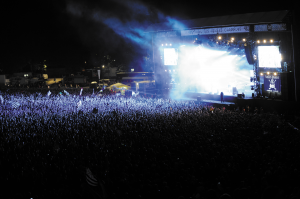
[258,46,281,68]
[164,48,178,65]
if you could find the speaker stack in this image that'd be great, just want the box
[244,44,254,65]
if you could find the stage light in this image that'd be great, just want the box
[170,44,172,46]
[231,37,235,41]
[274,72,277,75]
[257,40,260,43]
[165,70,167,72]
[267,72,270,75]
[162,44,164,46]
[166,44,168,46]
[243,38,246,42]
[263,40,266,43]
[260,73,263,76]
[102,65,105,68]
[218,36,222,40]
[270,39,273,43]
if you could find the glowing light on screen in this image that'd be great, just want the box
[164,48,178,65]
[169,45,253,99]
[258,46,281,68]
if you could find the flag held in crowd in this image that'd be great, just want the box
[12,101,20,109]
[80,88,83,96]
[86,168,98,187]
[77,100,82,108]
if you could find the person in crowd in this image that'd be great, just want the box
[220,92,224,103]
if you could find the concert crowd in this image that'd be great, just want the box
[1,88,299,199]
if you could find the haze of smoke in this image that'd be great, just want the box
[65,0,187,70]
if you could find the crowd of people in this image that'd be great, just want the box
[1,88,300,199]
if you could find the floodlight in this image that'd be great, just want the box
[274,72,277,75]
[267,72,270,75]
[270,39,273,43]
[218,36,222,40]
[162,44,164,46]
[166,44,168,46]
[243,38,246,41]
[260,73,263,76]
[263,40,266,43]
[231,37,234,41]
[257,40,260,43]
[170,44,172,46]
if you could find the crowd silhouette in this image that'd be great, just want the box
[0,88,299,199]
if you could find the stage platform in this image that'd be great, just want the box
[143,89,299,114]
[180,91,298,114]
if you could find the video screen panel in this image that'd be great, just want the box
[258,46,281,68]
[164,48,178,65]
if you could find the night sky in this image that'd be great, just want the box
[1,0,295,73]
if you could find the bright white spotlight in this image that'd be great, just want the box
[257,40,260,43]
[270,39,273,43]
[263,40,266,43]
[173,45,253,99]
[267,72,270,75]
[162,44,164,46]
[170,44,172,46]
[274,72,277,75]
[166,43,168,46]
[243,38,246,41]
[260,73,263,76]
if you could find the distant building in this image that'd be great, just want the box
[116,72,154,86]
[9,72,33,85]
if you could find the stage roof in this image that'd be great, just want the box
[145,10,290,32]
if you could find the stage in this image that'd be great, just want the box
[172,91,298,114]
